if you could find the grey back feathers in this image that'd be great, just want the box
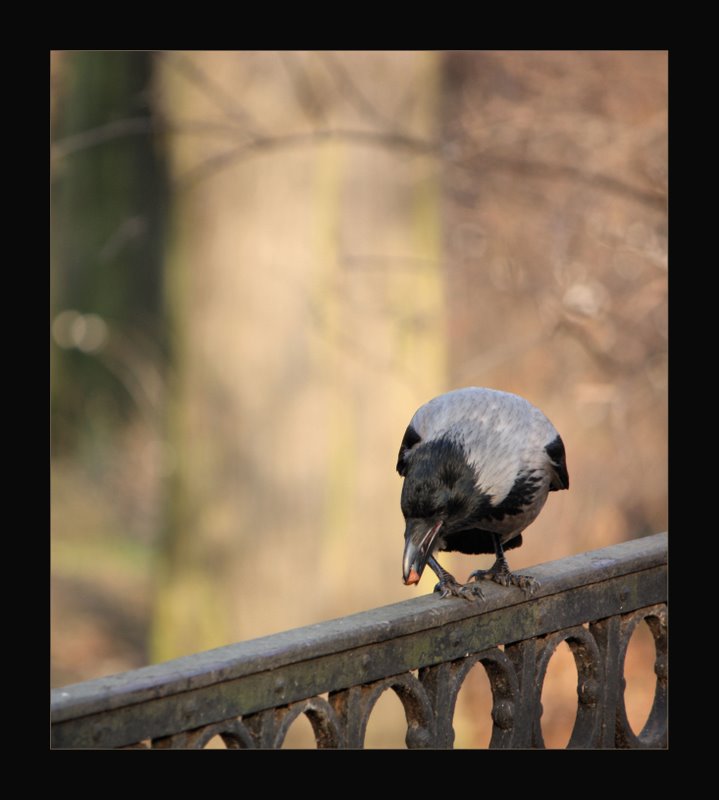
[410,388,560,502]
[397,387,569,552]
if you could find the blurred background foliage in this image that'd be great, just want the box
[50,50,667,748]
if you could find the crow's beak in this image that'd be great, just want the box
[402,519,444,585]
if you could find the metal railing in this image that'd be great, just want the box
[50,532,667,748]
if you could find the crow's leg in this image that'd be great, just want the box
[428,556,480,601]
[468,535,539,596]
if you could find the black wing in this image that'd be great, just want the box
[545,435,569,491]
[396,424,422,476]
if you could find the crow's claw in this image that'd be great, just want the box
[464,581,485,601]
[468,567,540,597]
[468,568,493,583]
[433,577,476,602]
[514,574,540,596]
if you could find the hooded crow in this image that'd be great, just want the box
[397,387,569,599]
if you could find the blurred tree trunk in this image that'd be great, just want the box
[152,51,445,661]
[439,51,667,568]
[51,51,168,456]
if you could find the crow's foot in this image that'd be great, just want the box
[468,565,539,597]
[433,574,476,601]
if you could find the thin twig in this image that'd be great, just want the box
[277,51,330,128]
[51,117,260,162]
[451,152,666,212]
[51,117,152,160]
[317,51,399,131]
[51,112,666,216]
[158,51,268,137]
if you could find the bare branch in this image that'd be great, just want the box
[51,117,153,160]
[158,51,268,138]
[277,51,330,128]
[52,110,665,218]
[51,117,261,162]
[317,51,400,131]
[451,151,666,212]
[177,128,438,188]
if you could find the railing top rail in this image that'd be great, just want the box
[51,532,667,725]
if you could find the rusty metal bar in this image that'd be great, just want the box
[51,532,667,749]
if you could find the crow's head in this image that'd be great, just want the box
[400,436,477,585]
